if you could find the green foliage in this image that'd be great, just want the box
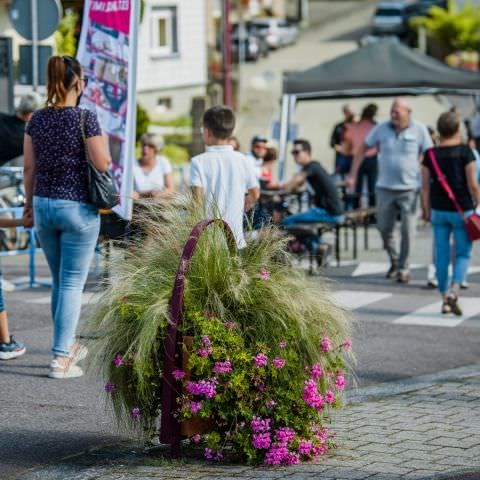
[136,103,150,144]
[152,115,192,128]
[163,143,190,165]
[411,1,480,52]
[54,9,78,56]
[84,196,353,461]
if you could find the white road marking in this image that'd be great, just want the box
[351,262,423,277]
[393,298,480,328]
[331,290,392,310]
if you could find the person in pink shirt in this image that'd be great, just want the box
[344,104,378,208]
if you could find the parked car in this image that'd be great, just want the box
[232,23,269,59]
[232,33,261,62]
[371,1,420,37]
[250,17,299,49]
[415,0,448,16]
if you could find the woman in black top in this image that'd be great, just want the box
[421,111,480,315]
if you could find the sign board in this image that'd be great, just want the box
[19,45,52,86]
[0,37,14,113]
[77,0,139,220]
[9,0,62,41]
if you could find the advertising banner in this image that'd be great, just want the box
[77,0,139,219]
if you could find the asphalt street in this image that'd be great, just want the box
[2,2,480,478]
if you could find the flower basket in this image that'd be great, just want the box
[86,198,353,466]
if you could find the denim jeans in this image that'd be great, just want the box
[282,207,344,252]
[354,155,377,208]
[431,209,473,295]
[33,197,100,357]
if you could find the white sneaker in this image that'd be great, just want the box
[48,359,83,379]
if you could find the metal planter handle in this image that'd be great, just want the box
[160,219,236,456]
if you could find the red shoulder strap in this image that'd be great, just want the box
[428,149,465,218]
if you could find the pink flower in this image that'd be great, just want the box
[320,336,333,353]
[335,374,346,390]
[213,360,232,374]
[131,407,141,419]
[298,439,313,456]
[252,432,271,449]
[104,382,116,393]
[273,357,286,369]
[264,444,290,465]
[259,266,270,280]
[197,347,212,357]
[191,434,202,444]
[254,353,268,367]
[275,427,295,446]
[186,379,217,398]
[224,321,237,330]
[266,399,277,409]
[303,379,325,411]
[189,401,202,413]
[204,448,222,461]
[279,341,287,349]
[113,353,123,368]
[172,369,186,380]
[344,338,352,351]
[201,335,212,347]
[325,390,335,404]
[251,416,271,433]
[311,363,323,380]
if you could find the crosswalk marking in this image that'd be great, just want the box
[30,292,99,306]
[351,262,424,277]
[332,290,392,310]
[393,298,480,328]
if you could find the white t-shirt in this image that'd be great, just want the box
[190,145,259,248]
[133,156,172,192]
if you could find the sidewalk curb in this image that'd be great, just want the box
[347,362,480,404]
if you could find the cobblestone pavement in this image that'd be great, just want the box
[20,366,480,480]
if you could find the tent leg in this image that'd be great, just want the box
[278,94,291,181]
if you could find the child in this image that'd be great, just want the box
[0,212,32,359]
[190,106,260,248]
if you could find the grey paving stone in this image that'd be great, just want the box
[356,443,407,455]
[433,447,479,458]
[390,441,442,452]
[428,436,478,449]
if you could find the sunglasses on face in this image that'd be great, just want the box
[291,149,303,155]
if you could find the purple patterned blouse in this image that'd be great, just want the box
[26,107,101,203]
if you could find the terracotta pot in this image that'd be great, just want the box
[180,336,214,437]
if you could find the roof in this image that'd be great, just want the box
[283,39,480,100]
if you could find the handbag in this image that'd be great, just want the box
[80,110,119,210]
[428,148,480,241]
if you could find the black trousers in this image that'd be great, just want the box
[354,155,377,209]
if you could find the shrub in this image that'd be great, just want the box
[85,197,353,464]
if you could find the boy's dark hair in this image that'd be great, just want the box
[293,139,311,154]
[437,111,460,139]
[203,106,236,139]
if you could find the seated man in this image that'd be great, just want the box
[281,139,344,264]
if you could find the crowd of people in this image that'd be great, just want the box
[0,53,479,373]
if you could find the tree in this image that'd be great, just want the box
[411,1,480,53]
[54,9,79,56]
[136,103,150,143]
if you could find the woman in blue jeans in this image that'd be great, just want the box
[23,55,111,378]
[421,111,480,315]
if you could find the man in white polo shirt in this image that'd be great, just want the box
[348,98,433,283]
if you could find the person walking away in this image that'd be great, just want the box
[330,104,356,177]
[23,55,111,378]
[344,104,378,208]
[0,94,38,166]
[0,212,33,359]
[132,133,174,200]
[421,111,480,315]
[190,106,260,249]
[281,139,344,266]
[348,98,433,283]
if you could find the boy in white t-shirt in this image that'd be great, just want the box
[190,106,260,248]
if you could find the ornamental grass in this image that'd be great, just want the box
[84,195,353,464]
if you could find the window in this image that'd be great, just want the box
[156,97,172,113]
[150,6,178,56]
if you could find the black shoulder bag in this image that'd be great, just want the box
[80,109,119,210]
